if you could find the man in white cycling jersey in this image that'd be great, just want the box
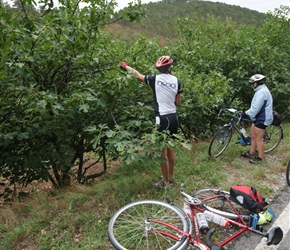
[120,56,181,189]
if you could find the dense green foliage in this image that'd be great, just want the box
[0,1,289,248]
[0,0,289,193]
[173,11,290,138]
[0,0,151,191]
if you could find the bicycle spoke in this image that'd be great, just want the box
[193,189,251,222]
[108,200,189,250]
[263,125,283,153]
[209,126,232,157]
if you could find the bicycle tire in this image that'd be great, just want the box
[263,125,283,153]
[208,125,232,157]
[193,188,251,222]
[108,200,190,250]
[286,160,290,187]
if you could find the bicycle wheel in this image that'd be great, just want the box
[286,160,290,187]
[193,189,251,222]
[108,200,190,250]
[208,125,232,157]
[263,125,283,153]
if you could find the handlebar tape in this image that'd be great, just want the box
[205,228,225,250]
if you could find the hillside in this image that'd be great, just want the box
[107,0,268,41]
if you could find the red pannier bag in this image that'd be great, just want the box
[229,185,268,212]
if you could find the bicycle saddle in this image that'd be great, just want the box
[266,226,283,245]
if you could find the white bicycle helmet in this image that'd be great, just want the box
[249,74,266,84]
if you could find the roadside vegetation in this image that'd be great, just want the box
[0,0,289,249]
[0,123,289,249]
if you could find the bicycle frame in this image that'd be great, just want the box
[144,185,283,249]
[108,185,283,250]
[180,185,250,248]
[192,192,249,222]
[221,108,252,144]
[148,218,201,247]
[147,212,209,249]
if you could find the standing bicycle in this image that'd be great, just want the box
[208,108,283,158]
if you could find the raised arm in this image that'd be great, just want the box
[175,93,181,106]
[120,62,145,82]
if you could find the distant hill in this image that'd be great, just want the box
[106,0,268,42]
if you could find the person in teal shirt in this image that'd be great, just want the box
[241,74,273,163]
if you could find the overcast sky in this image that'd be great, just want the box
[116,0,290,13]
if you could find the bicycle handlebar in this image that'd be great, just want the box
[218,108,246,124]
[206,228,225,250]
[218,107,242,116]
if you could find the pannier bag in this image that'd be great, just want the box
[238,136,251,146]
[229,185,268,212]
[272,111,283,126]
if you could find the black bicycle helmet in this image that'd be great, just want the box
[249,74,266,84]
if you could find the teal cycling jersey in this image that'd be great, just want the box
[245,84,273,126]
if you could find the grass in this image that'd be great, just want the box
[0,124,289,250]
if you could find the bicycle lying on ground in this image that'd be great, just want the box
[208,108,283,158]
[108,184,283,249]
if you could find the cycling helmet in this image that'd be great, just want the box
[155,56,173,72]
[249,74,266,84]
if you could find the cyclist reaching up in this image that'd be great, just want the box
[120,56,182,189]
[241,74,273,163]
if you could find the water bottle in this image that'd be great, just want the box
[183,203,192,218]
[196,213,210,234]
[204,210,230,227]
[239,127,248,137]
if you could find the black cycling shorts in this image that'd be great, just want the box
[157,113,179,135]
[254,121,267,130]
